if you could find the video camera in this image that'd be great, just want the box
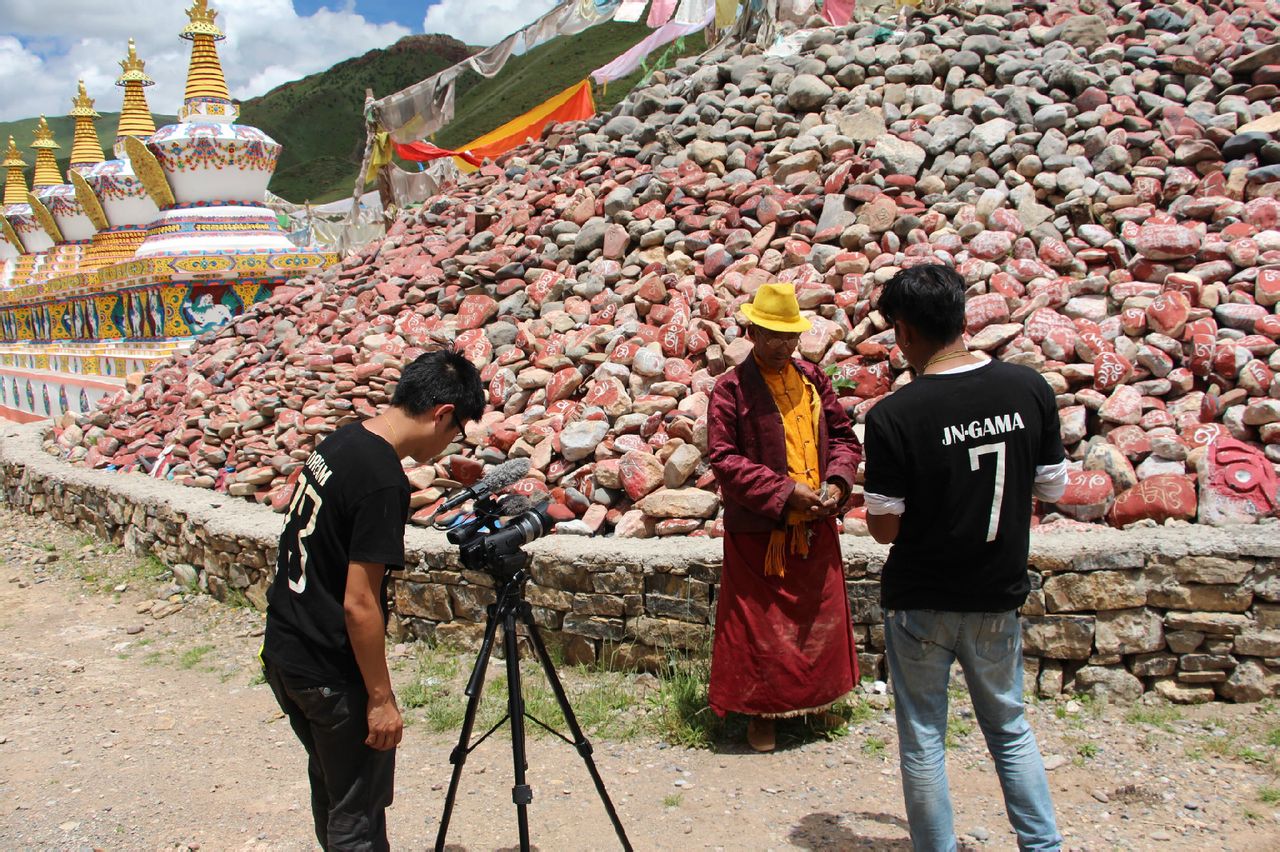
[446,494,555,580]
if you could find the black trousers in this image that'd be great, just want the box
[265,660,396,851]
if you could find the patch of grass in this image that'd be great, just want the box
[398,645,461,712]
[662,793,683,808]
[1125,706,1183,732]
[1237,746,1269,765]
[945,717,973,750]
[652,655,724,750]
[180,645,215,669]
[1201,731,1238,758]
[1054,705,1068,720]
[143,651,164,666]
[1243,807,1263,821]
[1076,742,1099,760]
[862,736,887,757]
[1266,727,1280,748]
[248,669,266,687]
[566,668,645,741]
[37,542,56,552]
[76,552,168,594]
[844,698,875,726]
[1258,786,1280,805]
[222,587,254,609]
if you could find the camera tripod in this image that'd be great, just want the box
[433,563,633,852]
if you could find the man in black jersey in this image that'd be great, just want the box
[862,265,1067,852]
[263,350,485,851]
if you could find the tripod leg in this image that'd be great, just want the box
[519,603,634,852]
[503,603,533,852]
[434,603,502,852]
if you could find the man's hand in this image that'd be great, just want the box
[786,483,824,516]
[818,481,844,516]
[366,695,403,751]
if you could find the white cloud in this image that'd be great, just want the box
[0,0,410,122]
[422,0,559,47]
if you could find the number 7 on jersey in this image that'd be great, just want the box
[968,442,1007,543]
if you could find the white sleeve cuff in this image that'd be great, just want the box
[1033,460,1069,502]
[864,492,906,516]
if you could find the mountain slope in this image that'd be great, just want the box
[436,21,706,151]
[0,112,179,183]
[239,34,475,203]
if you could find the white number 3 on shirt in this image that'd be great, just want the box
[283,481,322,593]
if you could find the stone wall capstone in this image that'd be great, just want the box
[4,421,1279,703]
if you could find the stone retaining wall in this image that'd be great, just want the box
[4,421,1279,703]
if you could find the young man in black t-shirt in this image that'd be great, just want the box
[863,265,1067,851]
[263,350,484,850]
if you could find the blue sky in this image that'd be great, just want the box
[292,0,425,29]
[0,0,559,122]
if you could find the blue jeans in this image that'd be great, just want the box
[884,609,1060,852]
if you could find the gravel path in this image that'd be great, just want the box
[1,504,1279,850]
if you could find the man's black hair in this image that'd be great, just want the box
[392,350,486,424]
[877,264,966,344]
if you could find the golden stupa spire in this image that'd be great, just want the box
[179,0,234,119]
[2,136,29,206]
[115,39,157,142]
[30,117,62,190]
[68,80,106,174]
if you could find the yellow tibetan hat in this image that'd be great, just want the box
[740,283,812,333]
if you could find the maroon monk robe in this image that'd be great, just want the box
[707,356,862,718]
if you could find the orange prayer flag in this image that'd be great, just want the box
[454,80,596,172]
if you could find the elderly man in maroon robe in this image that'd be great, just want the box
[707,282,862,752]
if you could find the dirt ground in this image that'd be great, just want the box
[1,505,1279,851]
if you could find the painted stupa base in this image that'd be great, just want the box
[83,226,147,270]
[0,242,336,423]
[41,241,90,280]
[135,203,297,257]
[0,340,186,422]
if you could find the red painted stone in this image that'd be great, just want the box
[1107,424,1152,460]
[659,323,688,358]
[1109,475,1197,527]
[1135,224,1202,260]
[1146,291,1191,337]
[965,293,1010,334]
[1188,334,1215,377]
[1199,436,1280,524]
[1055,469,1116,521]
[547,367,584,403]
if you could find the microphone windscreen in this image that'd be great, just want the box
[496,495,540,515]
[481,457,531,492]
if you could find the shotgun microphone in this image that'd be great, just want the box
[437,458,531,513]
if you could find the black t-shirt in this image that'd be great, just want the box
[864,360,1064,612]
[263,421,411,686]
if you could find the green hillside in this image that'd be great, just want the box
[0,111,178,184]
[436,21,706,150]
[1,23,708,204]
[239,34,475,203]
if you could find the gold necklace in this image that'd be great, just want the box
[384,415,401,454]
[924,349,973,371]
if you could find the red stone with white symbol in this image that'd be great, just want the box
[1197,436,1280,525]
